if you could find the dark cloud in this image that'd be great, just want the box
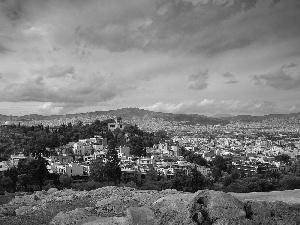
[47,65,75,78]
[225,79,238,84]
[250,75,262,85]
[0,0,25,21]
[188,69,209,90]
[251,63,300,90]
[222,72,238,84]
[0,43,11,54]
[72,0,260,53]
[270,0,281,8]
[0,71,134,110]
[192,37,252,55]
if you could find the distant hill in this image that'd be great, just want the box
[0,108,227,126]
[66,108,228,125]
[224,112,300,122]
[1,108,300,125]
[211,113,233,119]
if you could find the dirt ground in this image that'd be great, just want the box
[231,189,300,204]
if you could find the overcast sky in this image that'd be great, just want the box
[0,0,299,116]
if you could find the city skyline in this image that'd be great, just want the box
[0,0,299,116]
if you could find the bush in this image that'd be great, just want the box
[124,181,137,189]
[59,174,73,188]
[279,175,300,190]
[71,180,103,191]
[1,176,13,192]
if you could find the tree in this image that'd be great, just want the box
[154,130,169,144]
[212,156,227,172]
[275,154,290,164]
[59,174,73,188]
[27,157,49,191]
[279,175,300,190]
[185,152,207,166]
[90,158,106,182]
[1,176,13,192]
[188,167,206,192]
[129,136,146,157]
[211,166,222,182]
[4,166,18,192]
[104,140,122,185]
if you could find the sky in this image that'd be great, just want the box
[0,0,300,116]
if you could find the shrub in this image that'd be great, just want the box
[71,180,103,191]
[59,174,73,188]
[1,176,13,192]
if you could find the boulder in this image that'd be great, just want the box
[15,205,34,216]
[152,190,247,225]
[244,200,299,225]
[152,193,196,225]
[47,188,58,195]
[127,207,155,225]
[50,207,96,225]
[0,206,16,217]
[192,190,246,223]
[8,194,40,206]
[96,196,140,217]
[81,216,129,225]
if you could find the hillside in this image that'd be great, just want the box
[0,108,227,126]
[224,112,300,122]
[2,108,300,127]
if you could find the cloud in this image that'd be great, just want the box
[0,68,135,113]
[47,65,76,78]
[38,102,64,115]
[0,43,11,54]
[188,69,209,90]
[270,0,281,8]
[251,63,300,90]
[222,72,238,84]
[193,37,252,56]
[70,0,261,53]
[143,99,278,116]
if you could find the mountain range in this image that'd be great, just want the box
[0,108,299,125]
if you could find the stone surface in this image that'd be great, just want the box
[127,207,155,225]
[2,187,300,225]
[0,206,15,217]
[192,190,246,224]
[82,216,130,225]
[50,207,97,225]
[47,188,58,194]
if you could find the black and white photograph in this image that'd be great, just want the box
[0,0,300,224]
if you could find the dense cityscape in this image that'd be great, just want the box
[1,109,300,194]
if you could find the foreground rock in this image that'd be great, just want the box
[1,186,300,225]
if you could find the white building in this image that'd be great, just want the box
[108,117,125,132]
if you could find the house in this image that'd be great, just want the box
[10,154,27,167]
[73,142,93,155]
[108,117,125,132]
[0,161,9,172]
[65,163,84,176]
[118,146,130,157]
[56,155,73,165]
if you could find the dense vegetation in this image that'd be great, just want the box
[0,119,165,158]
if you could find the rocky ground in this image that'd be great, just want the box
[0,187,300,225]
